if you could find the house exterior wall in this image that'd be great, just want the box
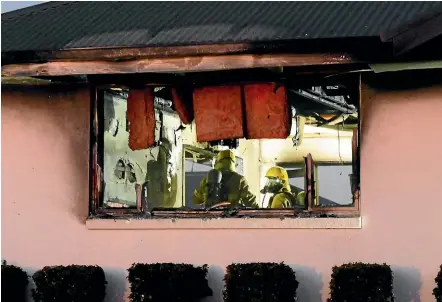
[2,83,442,302]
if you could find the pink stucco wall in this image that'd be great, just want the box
[2,83,442,302]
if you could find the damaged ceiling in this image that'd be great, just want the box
[103,69,359,150]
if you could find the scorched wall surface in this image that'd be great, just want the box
[1,83,442,302]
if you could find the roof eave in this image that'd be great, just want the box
[2,37,387,66]
[380,3,442,55]
[1,52,360,78]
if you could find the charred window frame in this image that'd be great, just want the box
[89,78,361,219]
[277,152,360,215]
[300,126,360,216]
[310,129,359,215]
[90,86,144,217]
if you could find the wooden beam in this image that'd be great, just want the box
[8,43,257,62]
[2,53,357,77]
[1,38,383,66]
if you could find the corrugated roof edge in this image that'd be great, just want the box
[1,1,76,20]
[380,3,442,56]
[380,3,442,42]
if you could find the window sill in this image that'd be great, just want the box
[86,216,361,230]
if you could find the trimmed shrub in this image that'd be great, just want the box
[434,265,442,302]
[1,261,29,302]
[32,265,107,302]
[127,263,212,302]
[328,262,394,302]
[223,262,298,302]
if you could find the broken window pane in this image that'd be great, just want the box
[316,164,353,206]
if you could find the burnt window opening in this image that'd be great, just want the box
[91,73,361,218]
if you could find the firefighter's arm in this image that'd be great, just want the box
[270,193,291,208]
[239,178,259,208]
[192,177,207,205]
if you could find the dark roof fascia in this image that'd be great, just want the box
[1,36,388,66]
[380,3,442,55]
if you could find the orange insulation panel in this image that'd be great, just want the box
[193,85,244,142]
[171,87,193,125]
[244,83,291,139]
[127,88,156,150]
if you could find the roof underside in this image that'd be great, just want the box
[2,1,440,53]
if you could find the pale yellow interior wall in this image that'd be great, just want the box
[236,139,261,196]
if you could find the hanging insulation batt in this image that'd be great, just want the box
[127,88,156,150]
[171,87,193,125]
[244,83,291,139]
[193,85,244,142]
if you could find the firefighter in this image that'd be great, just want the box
[192,150,258,208]
[145,138,178,209]
[261,166,299,208]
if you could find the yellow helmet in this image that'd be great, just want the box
[265,166,290,191]
[266,166,288,182]
[215,150,236,172]
[216,150,236,163]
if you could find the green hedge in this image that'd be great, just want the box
[32,265,107,302]
[1,261,29,302]
[10,261,438,302]
[328,262,394,302]
[223,262,298,302]
[127,263,212,302]
[434,265,442,302]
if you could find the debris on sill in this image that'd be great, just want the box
[89,209,357,220]
[105,201,131,208]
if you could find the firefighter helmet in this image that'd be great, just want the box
[264,166,291,192]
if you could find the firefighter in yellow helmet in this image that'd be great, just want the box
[262,166,302,208]
[192,150,258,208]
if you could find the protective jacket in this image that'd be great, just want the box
[192,151,258,208]
[193,171,258,208]
[268,189,297,208]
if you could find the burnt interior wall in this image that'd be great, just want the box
[102,91,184,208]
